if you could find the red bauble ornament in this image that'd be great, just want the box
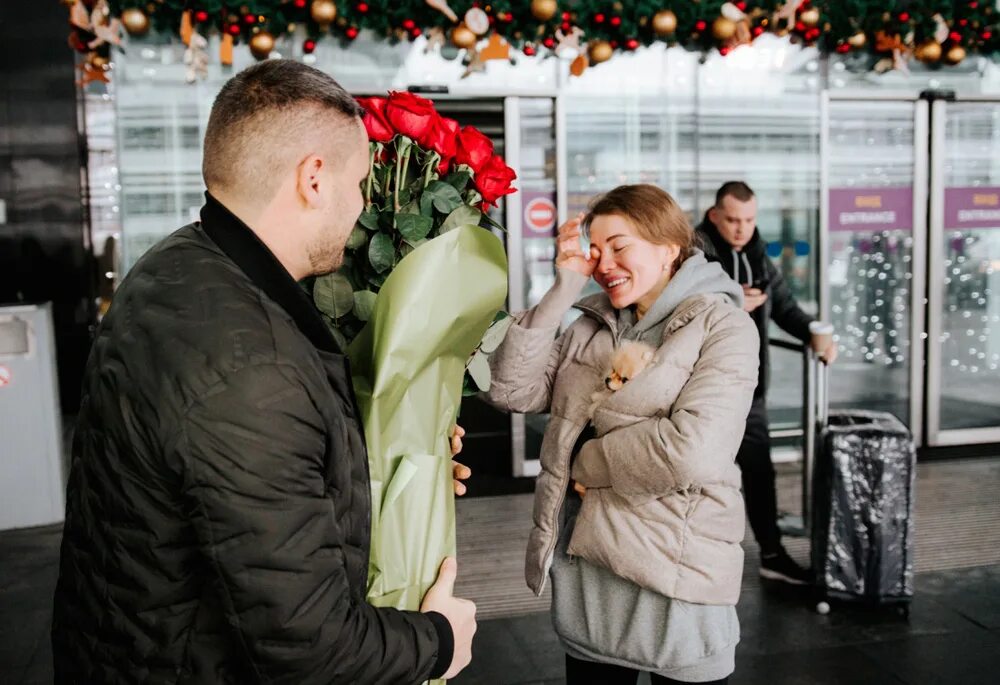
[720,46,730,55]
[294,0,306,7]
[983,31,993,40]
[610,16,621,27]
[562,12,570,20]
[836,43,850,53]
[346,26,359,39]
[610,40,619,49]
[960,19,969,26]
[194,10,209,22]
[695,20,707,31]
[243,14,256,25]
[969,1,979,7]
[595,13,605,23]
[357,2,369,12]
[226,23,241,35]
[898,12,910,22]
[402,19,415,30]
[524,44,536,56]
[625,38,639,50]
[951,31,962,42]
[411,28,422,38]
[303,38,317,53]
[752,26,764,37]
[795,21,805,32]
[736,1,747,10]
[562,21,571,32]
[543,36,556,48]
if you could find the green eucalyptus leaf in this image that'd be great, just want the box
[353,290,377,322]
[466,352,491,392]
[368,233,395,273]
[346,226,368,250]
[313,272,354,319]
[440,204,482,233]
[395,213,434,242]
[479,315,514,354]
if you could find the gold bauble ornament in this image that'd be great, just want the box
[451,24,478,50]
[944,44,966,65]
[310,0,337,26]
[588,40,613,64]
[800,7,821,28]
[530,0,558,22]
[652,10,678,37]
[712,16,737,41]
[121,8,150,36]
[847,31,867,49]
[249,31,276,60]
[915,40,942,64]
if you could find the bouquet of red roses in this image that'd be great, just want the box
[313,91,516,348]
[312,92,512,665]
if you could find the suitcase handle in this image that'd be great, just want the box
[802,347,830,535]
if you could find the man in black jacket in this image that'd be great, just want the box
[52,60,475,684]
[697,181,837,585]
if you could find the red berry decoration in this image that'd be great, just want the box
[626,38,639,50]
[226,23,241,35]
[610,16,622,27]
[752,26,764,37]
[346,27,359,39]
[736,1,747,10]
[411,28,422,38]
[357,2,369,12]
[402,19,415,30]
[610,40,619,49]
[562,21,571,32]
[194,10,209,22]
[951,31,962,42]
[795,21,805,32]
[595,13,605,23]
[970,1,979,7]
[984,31,993,40]
[543,36,556,48]
[836,43,850,53]
[695,20,707,31]
[294,0,306,6]
[524,44,536,56]
[720,46,730,55]
[562,12,571,21]
[243,14,256,25]
[898,12,910,22]
[303,39,317,53]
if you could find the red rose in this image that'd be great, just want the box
[356,97,394,143]
[455,126,494,173]
[385,91,440,147]
[475,154,517,207]
[427,116,459,162]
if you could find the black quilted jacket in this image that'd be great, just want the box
[52,194,452,684]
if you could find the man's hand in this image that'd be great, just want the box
[421,557,477,680]
[742,285,768,313]
[814,336,838,364]
[572,481,587,498]
[451,425,470,496]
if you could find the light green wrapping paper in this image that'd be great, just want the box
[347,225,508,664]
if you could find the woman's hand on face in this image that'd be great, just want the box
[555,213,598,278]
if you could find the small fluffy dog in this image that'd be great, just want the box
[588,341,655,419]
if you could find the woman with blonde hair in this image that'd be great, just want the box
[487,184,759,683]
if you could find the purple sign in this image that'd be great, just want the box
[945,187,1000,230]
[828,187,913,233]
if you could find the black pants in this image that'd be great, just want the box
[566,654,729,684]
[735,395,782,556]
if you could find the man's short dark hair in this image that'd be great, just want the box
[203,60,364,204]
[715,181,755,207]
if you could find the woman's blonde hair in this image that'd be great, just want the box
[584,184,696,275]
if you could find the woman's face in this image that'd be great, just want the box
[588,214,680,309]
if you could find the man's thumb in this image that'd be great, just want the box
[434,556,457,597]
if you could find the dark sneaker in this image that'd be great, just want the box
[760,549,812,585]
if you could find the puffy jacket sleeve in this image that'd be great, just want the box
[573,308,759,497]
[765,257,813,342]
[485,268,588,415]
[176,361,452,685]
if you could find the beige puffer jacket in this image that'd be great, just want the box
[487,262,759,606]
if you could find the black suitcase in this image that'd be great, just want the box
[810,407,916,613]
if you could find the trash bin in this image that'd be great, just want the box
[0,303,65,530]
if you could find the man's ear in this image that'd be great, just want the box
[296,154,324,208]
[708,206,720,225]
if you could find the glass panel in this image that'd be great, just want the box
[826,101,916,423]
[938,103,1000,430]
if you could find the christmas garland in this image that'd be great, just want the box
[67,0,1000,79]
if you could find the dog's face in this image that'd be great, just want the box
[605,342,654,391]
